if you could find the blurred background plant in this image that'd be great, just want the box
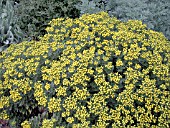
[13,0,80,42]
[0,0,25,53]
[74,0,108,15]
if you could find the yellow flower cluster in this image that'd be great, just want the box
[48,97,61,113]
[0,96,10,109]
[10,89,22,102]
[34,81,47,107]
[72,87,90,100]
[66,117,74,123]
[55,86,67,96]
[21,120,31,128]
[74,106,90,123]
[0,11,169,127]
[41,118,56,128]
[0,110,9,120]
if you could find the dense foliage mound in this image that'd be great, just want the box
[0,12,170,128]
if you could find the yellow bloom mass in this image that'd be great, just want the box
[0,11,169,127]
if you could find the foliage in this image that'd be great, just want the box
[0,0,25,53]
[13,0,80,42]
[74,0,108,16]
[0,12,170,127]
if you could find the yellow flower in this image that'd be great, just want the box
[66,117,74,123]
[105,62,112,69]
[62,110,70,117]
[96,66,103,74]
[95,37,100,41]
[97,49,104,55]
[68,66,75,73]
[45,83,50,91]
[62,78,70,86]
[0,111,9,120]
[135,63,141,69]
[103,56,110,61]
[128,61,133,65]
[87,68,94,75]
[115,50,121,56]
[116,59,123,67]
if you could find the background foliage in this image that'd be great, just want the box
[0,0,25,53]
[13,0,80,41]
[74,0,108,15]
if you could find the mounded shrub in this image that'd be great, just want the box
[0,12,170,127]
